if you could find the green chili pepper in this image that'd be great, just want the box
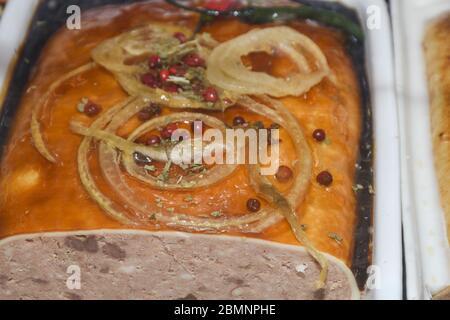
[165,0,364,42]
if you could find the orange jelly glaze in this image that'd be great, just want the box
[0,1,361,265]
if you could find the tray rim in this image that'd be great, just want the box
[0,0,402,300]
[391,0,450,300]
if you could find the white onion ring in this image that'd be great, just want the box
[207,26,330,97]
[92,23,192,73]
[31,62,96,163]
[76,97,142,225]
[123,112,237,190]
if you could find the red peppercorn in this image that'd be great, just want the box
[233,116,246,126]
[173,32,187,43]
[276,166,293,182]
[317,171,333,187]
[141,73,160,88]
[246,198,261,212]
[166,123,178,132]
[253,121,264,130]
[168,64,186,76]
[138,110,152,122]
[169,67,177,75]
[149,103,162,116]
[159,69,170,82]
[138,104,161,121]
[84,102,102,117]
[202,87,218,103]
[148,55,161,69]
[313,129,326,142]
[163,83,180,93]
[183,53,205,67]
[161,123,178,140]
[146,135,161,146]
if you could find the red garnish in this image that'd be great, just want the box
[161,123,178,140]
[159,69,170,82]
[317,171,333,187]
[202,87,218,103]
[313,129,326,142]
[138,104,161,121]
[275,166,293,182]
[183,53,205,67]
[233,116,245,126]
[84,102,102,117]
[163,83,180,93]
[173,32,187,43]
[246,198,261,212]
[169,64,186,76]
[146,135,161,146]
[148,55,161,69]
[204,0,236,12]
[141,73,160,88]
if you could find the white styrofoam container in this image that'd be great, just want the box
[0,0,402,299]
[391,0,450,300]
[0,0,39,97]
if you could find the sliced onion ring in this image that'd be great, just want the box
[31,62,96,163]
[207,26,330,97]
[92,23,193,73]
[122,112,237,190]
[248,164,328,289]
[76,97,142,225]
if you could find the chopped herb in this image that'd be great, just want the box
[77,97,89,113]
[167,76,190,85]
[180,180,197,188]
[352,184,364,193]
[210,211,222,217]
[185,67,205,81]
[158,160,172,182]
[184,195,194,202]
[328,232,343,244]
[188,164,206,174]
[251,121,265,130]
[166,207,175,213]
[144,165,156,172]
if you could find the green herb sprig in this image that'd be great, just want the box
[165,0,363,42]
